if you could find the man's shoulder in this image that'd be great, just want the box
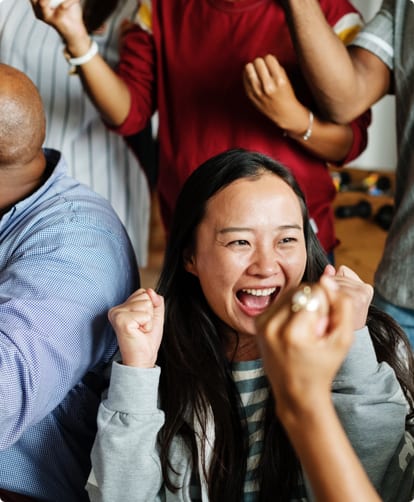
[41,149,126,229]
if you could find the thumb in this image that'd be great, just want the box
[323,264,336,277]
[147,288,165,320]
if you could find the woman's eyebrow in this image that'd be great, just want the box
[217,227,255,234]
[217,224,302,234]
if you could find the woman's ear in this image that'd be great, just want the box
[183,250,198,276]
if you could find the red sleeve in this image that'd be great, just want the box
[319,0,360,24]
[342,108,372,164]
[112,24,157,136]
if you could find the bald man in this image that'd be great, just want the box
[0,64,139,502]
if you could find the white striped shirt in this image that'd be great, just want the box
[232,359,268,500]
[0,0,150,264]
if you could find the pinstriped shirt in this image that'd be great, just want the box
[0,0,150,264]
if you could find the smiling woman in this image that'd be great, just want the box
[87,148,414,502]
[183,169,307,361]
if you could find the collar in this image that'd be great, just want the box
[0,148,65,224]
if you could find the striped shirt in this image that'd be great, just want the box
[232,359,269,500]
[190,360,268,501]
[0,0,150,264]
[190,359,307,501]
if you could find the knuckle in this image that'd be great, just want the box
[263,82,276,96]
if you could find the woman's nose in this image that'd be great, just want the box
[248,247,280,276]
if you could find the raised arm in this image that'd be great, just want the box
[243,54,367,162]
[282,0,391,123]
[30,0,131,126]
[87,288,166,501]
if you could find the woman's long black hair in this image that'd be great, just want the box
[156,148,414,501]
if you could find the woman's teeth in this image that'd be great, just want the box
[241,288,276,297]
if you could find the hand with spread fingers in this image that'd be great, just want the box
[243,54,311,138]
[256,276,354,414]
[108,287,165,368]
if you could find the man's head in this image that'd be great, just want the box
[0,64,45,166]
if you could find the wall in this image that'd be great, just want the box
[346,0,397,171]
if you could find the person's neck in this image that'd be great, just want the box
[0,150,47,217]
[226,332,261,362]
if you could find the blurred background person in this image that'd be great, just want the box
[0,0,154,264]
[31,0,372,263]
[281,0,414,345]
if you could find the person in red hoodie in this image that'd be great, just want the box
[31,0,371,259]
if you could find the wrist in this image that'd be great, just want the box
[64,33,93,60]
[276,391,333,428]
[284,108,314,141]
[120,351,157,369]
[63,37,99,74]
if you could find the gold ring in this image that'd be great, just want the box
[291,285,321,313]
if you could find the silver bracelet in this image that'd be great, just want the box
[302,110,314,141]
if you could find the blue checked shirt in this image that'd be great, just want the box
[0,149,139,501]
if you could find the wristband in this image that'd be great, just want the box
[49,0,65,7]
[64,39,98,74]
[302,110,314,141]
[67,39,98,66]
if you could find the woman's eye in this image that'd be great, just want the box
[229,239,250,247]
[279,237,297,244]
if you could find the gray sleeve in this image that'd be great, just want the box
[380,421,414,502]
[350,0,394,69]
[86,362,165,502]
[332,327,408,495]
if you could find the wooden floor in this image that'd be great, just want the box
[140,167,394,289]
[331,166,394,284]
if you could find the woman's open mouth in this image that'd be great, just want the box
[236,287,281,315]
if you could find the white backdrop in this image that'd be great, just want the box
[348,0,397,171]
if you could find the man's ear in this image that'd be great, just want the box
[183,250,198,276]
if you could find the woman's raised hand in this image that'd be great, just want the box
[108,288,165,368]
[30,0,88,48]
[323,264,373,330]
[256,277,354,416]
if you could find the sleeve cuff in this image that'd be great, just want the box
[106,361,161,414]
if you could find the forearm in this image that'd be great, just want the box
[65,35,131,126]
[279,400,381,502]
[284,107,354,162]
[30,1,132,126]
[88,363,165,500]
[283,0,387,123]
